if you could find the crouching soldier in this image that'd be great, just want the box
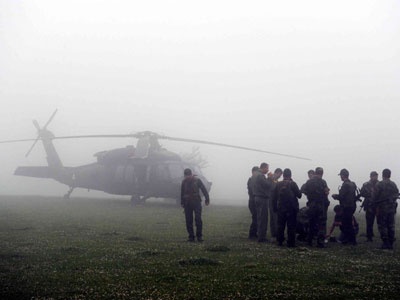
[273,168,302,247]
[296,206,310,242]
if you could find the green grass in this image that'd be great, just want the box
[1,195,400,299]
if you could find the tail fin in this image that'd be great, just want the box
[26,110,63,169]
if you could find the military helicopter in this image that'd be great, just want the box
[0,110,310,204]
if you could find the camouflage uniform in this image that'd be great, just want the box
[181,175,210,241]
[333,179,358,244]
[303,176,329,247]
[360,180,378,240]
[268,178,279,239]
[247,175,258,239]
[373,178,399,249]
[296,207,310,241]
[252,170,272,242]
[273,179,301,247]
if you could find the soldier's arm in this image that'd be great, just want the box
[360,184,368,198]
[371,182,382,205]
[323,180,330,195]
[292,182,302,199]
[337,182,349,201]
[247,178,252,197]
[180,182,185,206]
[261,175,272,190]
[198,179,210,205]
[326,221,337,238]
[273,183,279,212]
[393,182,399,195]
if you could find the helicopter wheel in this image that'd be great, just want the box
[63,187,74,199]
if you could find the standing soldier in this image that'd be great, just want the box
[252,162,273,243]
[332,169,358,245]
[360,171,379,242]
[301,169,315,196]
[302,167,330,247]
[269,168,283,241]
[372,169,399,250]
[181,168,210,242]
[247,166,259,239]
[273,168,302,247]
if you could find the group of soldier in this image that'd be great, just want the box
[247,163,399,250]
[179,163,398,250]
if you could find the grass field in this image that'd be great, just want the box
[1,195,400,299]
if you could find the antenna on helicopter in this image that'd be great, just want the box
[25,109,58,157]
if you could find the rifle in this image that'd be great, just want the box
[355,187,364,213]
[358,198,366,213]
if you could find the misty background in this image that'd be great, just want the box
[1,0,399,206]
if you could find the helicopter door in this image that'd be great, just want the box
[133,164,150,194]
[124,165,138,190]
[149,164,173,198]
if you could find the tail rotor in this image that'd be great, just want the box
[25,109,58,157]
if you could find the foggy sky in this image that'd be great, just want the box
[1,0,399,205]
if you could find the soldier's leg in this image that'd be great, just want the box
[322,201,329,240]
[249,199,258,238]
[365,209,375,240]
[387,211,395,248]
[342,207,356,244]
[184,203,195,241]
[287,210,297,247]
[377,210,390,248]
[269,196,278,238]
[276,210,286,245]
[307,207,317,246]
[255,197,268,242]
[317,207,327,247]
[193,201,203,240]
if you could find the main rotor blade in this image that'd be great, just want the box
[0,138,39,144]
[0,134,140,144]
[0,131,311,160]
[158,135,311,161]
[52,134,141,139]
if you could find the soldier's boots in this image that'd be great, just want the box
[380,240,393,250]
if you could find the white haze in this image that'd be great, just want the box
[0,0,399,206]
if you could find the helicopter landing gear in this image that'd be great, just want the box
[130,195,146,205]
[63,187,74,199]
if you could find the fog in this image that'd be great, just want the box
[1,0,399,205]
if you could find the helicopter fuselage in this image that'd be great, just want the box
[15,156,211,202]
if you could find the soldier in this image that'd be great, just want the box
[302,167,330,247]
[359,171,379,242]
[269,168,283,241]
[301,169,315,195]
[332,169,358,245]
[247,166,259,239]
[372,169,399,250]
[181,168,210,242]
[252,162,273,243]
[273,168,302,247]
[296,206,310,242]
